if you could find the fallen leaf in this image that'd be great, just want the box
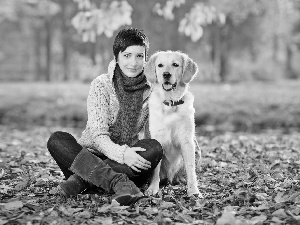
[249,215,267,224]
[143,207,158,215]
[274,192,289,203]
[272,208,287,218]
[59,206,83,216]
[0,201,23,210]
[160,201,175,209]
[0,168,5,178]
[271,216,284,223]
[76,210,91,218]
[255,193,268,201]
[0,218,8,225]
[94,217,113,225]
[216,210,242,225]
[49,210,58,217]
[251,204,269,211]
[98,203,129,213]
[287,210,300,220]
[219,161,228,167]
[0,184,11,194]
[98,204,112,213]
[35,177,48,186]
[11,168,23,173]
[14,176,30,191]
[176,213,194,223]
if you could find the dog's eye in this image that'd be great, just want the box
[158,64,163,68]
[172,63,179,67]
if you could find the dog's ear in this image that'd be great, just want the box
[181,54,198,84]
[144,52,158,83]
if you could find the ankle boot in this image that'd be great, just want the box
[111,178,144,205]
[58,174,88,197]
[69,148,143,205]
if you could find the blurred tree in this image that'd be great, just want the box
[154,0,270,82]
[71,0,133,42]
[1,0,299,82]
[71,0,276,82]
[54,0,77,81]
[277,0,300,79]
[0,0,60,81]
[19,0,60,81]
[0,1,19,23]
[71,0,133,68]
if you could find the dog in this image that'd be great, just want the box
[144,51,202,197]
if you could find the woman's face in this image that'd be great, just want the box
[117,45,146,77]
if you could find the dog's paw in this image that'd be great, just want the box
[187,187,202,197]
[190,192,204,199]
[145,183,159,196]
[173,171,187,185]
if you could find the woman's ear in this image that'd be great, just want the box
[181,53,198,84]
[144,52,158,83]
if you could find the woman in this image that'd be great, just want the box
[47,27,163,206]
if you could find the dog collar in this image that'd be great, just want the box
[163,99,184,107]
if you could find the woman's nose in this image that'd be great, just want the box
[131,57,138,65]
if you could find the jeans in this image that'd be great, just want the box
[47,131,163,188]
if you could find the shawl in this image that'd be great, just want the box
[109,64,148,146]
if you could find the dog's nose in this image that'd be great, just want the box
[163,72,171,79]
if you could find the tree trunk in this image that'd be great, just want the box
[61,0,70,81]
[45,13,52,82]
[272,33,279,62]
[98,35,113,70]
[34,26,42,81]
[285,43,297,79]
[219,23,231,83]
[210,23,221,82]
[89,42,97,66]
[219,43,229,83]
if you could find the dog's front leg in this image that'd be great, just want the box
[181,143,202,197]
[145,160,161,196]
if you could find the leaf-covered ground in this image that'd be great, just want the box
[1,126,300,225]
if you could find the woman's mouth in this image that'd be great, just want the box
[127,68,138,73]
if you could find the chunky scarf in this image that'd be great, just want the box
[109,64,149,146]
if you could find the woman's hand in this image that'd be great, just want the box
[124,147,151,172]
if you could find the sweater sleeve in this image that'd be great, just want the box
[86,78,127,164]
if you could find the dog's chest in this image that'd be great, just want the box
[149,103,183,142]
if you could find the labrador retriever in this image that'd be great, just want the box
[144,51,202,197]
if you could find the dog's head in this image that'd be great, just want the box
[144,51,198,92]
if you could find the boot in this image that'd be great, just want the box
[111,178,144,205]
[58,174,88,197]
[69,148,143,205]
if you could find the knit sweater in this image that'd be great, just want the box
[78,60,152,164]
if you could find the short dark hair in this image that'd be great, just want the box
[113,27,149,61]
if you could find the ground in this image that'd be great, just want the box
[1,126,300,225]
[1,81,300,224]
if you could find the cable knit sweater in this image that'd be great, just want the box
[78,60,151,164]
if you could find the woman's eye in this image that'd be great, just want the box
[173,63,179,67]
[124,54,130,58]
[138,55,144,58]
[158,64,163,68]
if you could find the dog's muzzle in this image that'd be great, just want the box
[162,82,177,91]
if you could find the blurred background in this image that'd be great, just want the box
[0,0,300,134]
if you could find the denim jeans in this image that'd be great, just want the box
[47,131,163,188]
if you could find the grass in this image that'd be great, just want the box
[190,80,300,133]
[1,80,300,133]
